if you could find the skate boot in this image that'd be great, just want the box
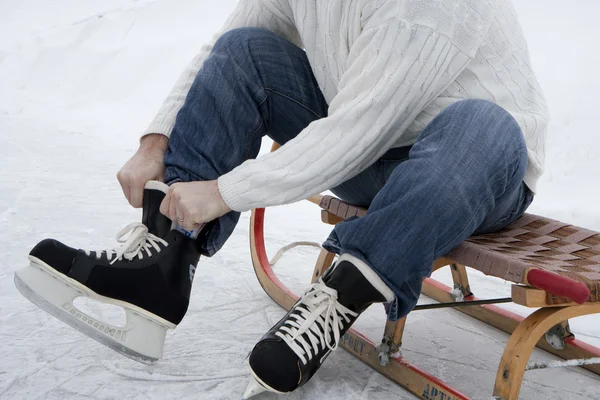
[243,254,395,398]
[14,181,207,364]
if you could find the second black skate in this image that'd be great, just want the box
[243,253,395,398]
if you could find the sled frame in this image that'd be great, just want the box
[248,143,600,400]
[250,206,600,399]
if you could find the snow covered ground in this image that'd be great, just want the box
[1,0,600,399]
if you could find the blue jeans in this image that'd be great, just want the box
[164,28,534,321]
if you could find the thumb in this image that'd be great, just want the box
[159,191,172,218]
[130,181,145,209]
[117,175,132,206]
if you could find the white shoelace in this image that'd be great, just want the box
[84,222,168,265]
[275,279,358,365]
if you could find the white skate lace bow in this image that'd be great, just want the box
[84,223,168,265]
[275,279,358,365]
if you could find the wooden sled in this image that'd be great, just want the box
[249,147,600,400]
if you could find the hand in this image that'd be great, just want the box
[159,180,232,230]
[117,134,168,208]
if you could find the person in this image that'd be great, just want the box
[16,0,548,397]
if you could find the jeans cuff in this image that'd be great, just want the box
[322,232,402,321]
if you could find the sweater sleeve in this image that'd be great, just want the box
[218,19,477,212]
[143,0,299,137]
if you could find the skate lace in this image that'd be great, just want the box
[275,279,357,365]
[85,222,168,265]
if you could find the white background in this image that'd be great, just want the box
[1,0,600,399]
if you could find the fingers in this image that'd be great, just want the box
[160,184,197,230]
[116,170,132,205]
[159,181,228,230]
[117,146,166,209]
[181,205,203,231]
[117,170,145,208]
[169,186,179,222]
[129,181,144,209]
[173,192,200,231]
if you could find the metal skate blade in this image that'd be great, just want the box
[242,376,268,399]
[14,273,157,365]
[243,369,285,399]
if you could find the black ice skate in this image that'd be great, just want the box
[243,253,395,398]
[14,181,206,364]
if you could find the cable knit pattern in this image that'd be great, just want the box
[144,0,548,212]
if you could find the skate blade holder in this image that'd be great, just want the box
[15,257,175,364]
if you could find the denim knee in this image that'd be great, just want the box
[442,98,507,119]
[437,99,526,151]
[213,27,282,54]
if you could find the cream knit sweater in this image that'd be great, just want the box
[145,0,549,212]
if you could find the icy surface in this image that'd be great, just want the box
[2,0,600,399]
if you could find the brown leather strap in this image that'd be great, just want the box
[319,195,367,220]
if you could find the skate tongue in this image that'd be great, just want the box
[142,181,172,238]
[324,256,393,311]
